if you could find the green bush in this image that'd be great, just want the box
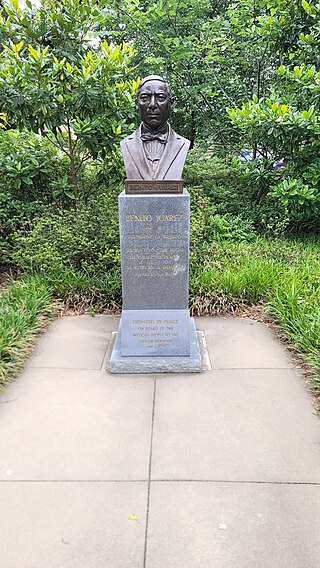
[237,159,320,234]
[0,193,49,266]
[11,193,120,277]
[185,149,320,236]
[0,129,68,200]
[185,149,255,219]
[0,129,109,206]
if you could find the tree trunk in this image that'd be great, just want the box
[189,110,196,149]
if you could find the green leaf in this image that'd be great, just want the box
[22,176,33,185]
[302,0,309,12]
[28,45,39,61]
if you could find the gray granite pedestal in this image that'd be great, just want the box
[109,190,202,373]
[110,317,201,373]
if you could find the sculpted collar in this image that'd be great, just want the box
[140,122,169,144]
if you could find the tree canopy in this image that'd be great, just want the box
[0,0,318,216]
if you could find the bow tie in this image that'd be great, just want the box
[140,131,168,143]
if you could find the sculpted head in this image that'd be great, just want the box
[136,75,173,131]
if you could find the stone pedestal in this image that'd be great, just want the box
[110,190,201,373]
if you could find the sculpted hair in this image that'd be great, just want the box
[137,75,173,101]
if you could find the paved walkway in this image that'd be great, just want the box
[0,315,320,568]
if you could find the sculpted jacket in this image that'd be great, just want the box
[120,124,190,180]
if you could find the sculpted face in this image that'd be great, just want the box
[137,79,172,131]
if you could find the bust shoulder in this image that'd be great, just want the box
[120,127,139,147]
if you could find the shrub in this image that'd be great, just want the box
[11,192,120,277]
[185,149,320,236]
[0,193,48,266]
[0,129,67,200]
[185,149,255,219]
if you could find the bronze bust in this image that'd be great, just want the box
[120,75,190,180]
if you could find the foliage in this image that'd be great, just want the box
[0,275,55,388]
[40,266,122,312]
[189,187,256,251]
[111,0,294,146]
[185,150,256,217]
[0,129,80,264]
[185,151,289,236]
[0,0,139,203]
[269,275,320,368]
[11,192,121,277]
[228,0,320,230]
[0,193,49,266]
[0,129,67,198]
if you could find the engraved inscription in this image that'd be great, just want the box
[125,214,152,222]
[125,180,183,194]
[156,214,183,222]
[119,192,189,310]
[125,213,184,222]
[131,318,180,349]
[122,209,188,279]
[126,246,184,260]
[120,309,191,356]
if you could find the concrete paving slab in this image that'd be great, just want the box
[0,481,147,568]
[145,481,320,568]
[195,317,293,369]
[28,315,118,370]
[0,368,154,480]
[1,314,319,568]
[151,369,320,482]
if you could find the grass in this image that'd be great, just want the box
[269,276,320,364]
[189,237,320,403]
[1,236,319,407]
[41,266,122,312]
[0,275,56,389]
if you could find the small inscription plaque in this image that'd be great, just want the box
[125,180,183,194]
[121,310,191,357]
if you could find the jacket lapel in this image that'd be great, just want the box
[124,125,152,179]
[155,126,185,179]
[124,124,186,180]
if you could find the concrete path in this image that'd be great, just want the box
[0,316,320,568]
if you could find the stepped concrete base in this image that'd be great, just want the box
[109,317,202,374]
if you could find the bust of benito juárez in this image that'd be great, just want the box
[120,75,190,180]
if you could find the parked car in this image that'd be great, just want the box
[240,150,284,169]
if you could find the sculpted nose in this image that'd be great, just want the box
[148,94,157,108]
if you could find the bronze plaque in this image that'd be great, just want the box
[125,179,183,195]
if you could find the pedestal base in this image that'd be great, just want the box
[109,317,202,374]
